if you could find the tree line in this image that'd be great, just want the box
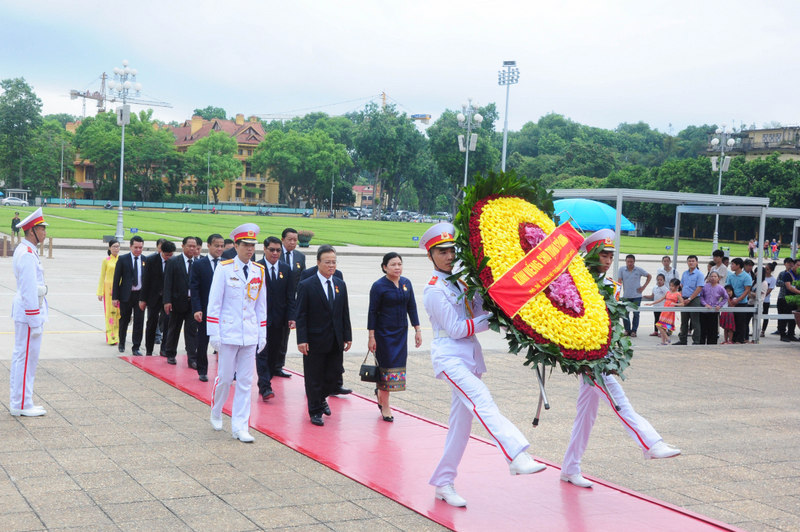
[1,77,799,239]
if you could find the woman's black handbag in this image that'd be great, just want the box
[359,351,379,382]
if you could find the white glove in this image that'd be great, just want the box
[257,337,266,352]
[473,313,492,334]
[210,336,221,351]
[29,326,43,338]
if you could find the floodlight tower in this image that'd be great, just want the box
[498,60,520,172]
[107,60,142,240]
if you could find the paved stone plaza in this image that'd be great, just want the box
[1,244,799,531]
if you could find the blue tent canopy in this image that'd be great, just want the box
[553,198,635,232]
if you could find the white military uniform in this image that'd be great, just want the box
[11,234,48,411]
[563,231,663,476]
[424,270,530,487]
[207,256,266,434]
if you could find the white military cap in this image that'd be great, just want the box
[18,207,48,231]
[581,228,616,253]
[231,223,260,244]
[419,222,456,251]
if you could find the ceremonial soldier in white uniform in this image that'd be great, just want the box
[561,229,681,489]
[10,208,49,417]
[421,222,545,508]
[207,223,267,443]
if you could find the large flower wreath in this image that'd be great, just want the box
[453,171,634,382]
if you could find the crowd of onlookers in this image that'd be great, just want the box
[617,249,800,345]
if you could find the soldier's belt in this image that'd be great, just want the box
[432,329,450,339]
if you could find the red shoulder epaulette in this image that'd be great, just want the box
[428,276,438,285]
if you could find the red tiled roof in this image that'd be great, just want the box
[168,117,266,148]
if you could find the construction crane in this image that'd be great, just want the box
[70,72,172,117]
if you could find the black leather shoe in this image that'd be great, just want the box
[118,345,125,353]
[781,336,792,342]
[159,351,167,357]
[673,341,687,345]
[310,415,324,426]
[322,401,331,416]
[199,375,208,382]
[331,387,352,395]
[189,360,198,369]
[274,370,292,378]
[132,349,142,356]
[167,357,176,365]
[262,388,275,401]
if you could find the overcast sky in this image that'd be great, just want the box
[3,0,799,135]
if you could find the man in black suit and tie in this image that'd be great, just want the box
[139,240,175,356]
[112,235,145,356]
[190,233,225,382]
[163,236,198,366]
[295,245,352,426]
[256,236,296,400]
[278,228,306,375]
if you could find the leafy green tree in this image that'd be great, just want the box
[193,106,227,120]
[75,110,180,201]
[44,113,78,128]
[251,129,351,207]
[21,119,76,196]
[0,77,43,187]
[185,131,242,203]
[427,104,500,207]
[352,103,427,215]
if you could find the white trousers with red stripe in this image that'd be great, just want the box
[211,344,255,434]
[562,374,661,476]
[429,363,529,487]
[10,322,42,411]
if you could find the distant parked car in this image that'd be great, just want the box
[435,211,453,221]
[1,197,29,207]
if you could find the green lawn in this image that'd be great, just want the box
[0,205,775,257]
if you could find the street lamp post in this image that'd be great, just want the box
[207,151,211,210]
[457,98,483,194]
[498,60,520,172]
[709,124,736,251]
[106,60,141,240]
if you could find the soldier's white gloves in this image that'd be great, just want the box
[257,337,266,352]
[473,313,492,334]
[29,326,43,338]
[210,336,221,351]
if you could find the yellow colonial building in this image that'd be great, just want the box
[169,114,279,205]
[730,127,800,162]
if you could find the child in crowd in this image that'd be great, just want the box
[720,285,736,344]
[644,273,668,336]
[648,278,683,345]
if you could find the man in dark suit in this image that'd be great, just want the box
[163,236,198,366]
[139,240,175,356]
[295,245,352,426]
[281,228,306,285]
[112,235,145,356]
[256,236,296,400]
[278,228,306,376]
[300,264,349,395]
[190,233,225,382]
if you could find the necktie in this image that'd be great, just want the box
[326,279,334,309]
[286,251,291,267]
[187,258,193,275]
[212,258,218,271]
[133,256,139,287]
[243,264,249,279]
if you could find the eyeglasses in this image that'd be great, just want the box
[266,248,282,253]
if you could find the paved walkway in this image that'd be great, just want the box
[0,248,798,530]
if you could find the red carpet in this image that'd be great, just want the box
[122,355,738,532]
